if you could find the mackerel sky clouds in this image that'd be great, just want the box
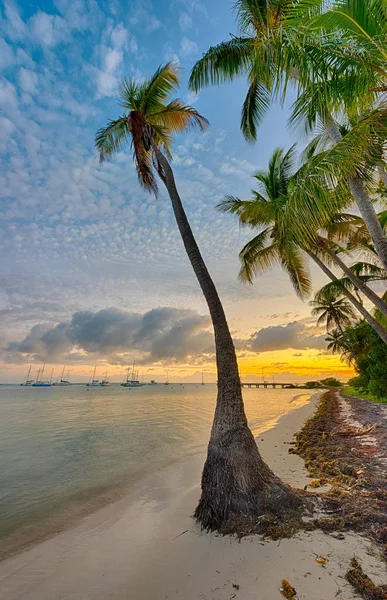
[0,0,352,382]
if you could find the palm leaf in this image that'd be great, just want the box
[95,117,129,162]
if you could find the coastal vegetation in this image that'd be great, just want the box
[95,64,299,533]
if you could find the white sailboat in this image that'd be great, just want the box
[32,364,52,387]
[54,365,71,386]
[164,370,169,385]
[121,361,143,387]
[100,371,111,386]
[20,365,34,386]
[86,365,100,387]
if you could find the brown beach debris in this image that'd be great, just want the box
[346,557,387,599]
[315,555,328,566]
[280,579,297,598]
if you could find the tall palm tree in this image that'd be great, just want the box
[310,289,356,333]
[95,63,299,531]
[219,147,387,344]
[189,0,387,273]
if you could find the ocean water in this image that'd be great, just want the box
[0,384,312,557]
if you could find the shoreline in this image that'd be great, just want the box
[0,390,314,563]
[0,391,385,599]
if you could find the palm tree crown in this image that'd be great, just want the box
[219,145,311,298]
[96,63,208,194]
[310,288,357,332]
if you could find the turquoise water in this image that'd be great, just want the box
[0,384,311,556]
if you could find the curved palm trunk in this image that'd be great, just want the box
[325,120,387,273]
[308,251,387,344]
[324,247,387,318]
[153,145,300,530]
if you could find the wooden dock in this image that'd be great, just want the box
[241,382,297,389]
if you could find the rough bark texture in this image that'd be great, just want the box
[325,120,387,273]
[153,145,300,530]
[309,251,387,345]
[324,247,387,318]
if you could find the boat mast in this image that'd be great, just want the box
[41,364,45,382]
[50,368,53,383]
[25,365,31,384]
[201,370,204,385]
[131,360,135,381]
[61,365,66,380]
[92,364,97,381]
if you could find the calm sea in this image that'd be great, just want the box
[0,384,311,558]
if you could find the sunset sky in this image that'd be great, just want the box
[0,0,357,383]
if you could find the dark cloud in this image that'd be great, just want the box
[5,307,214,364]
[249,321,326,352]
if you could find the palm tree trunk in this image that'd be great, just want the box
[324,247,387,318]
[308,251,387,344]
[325,120,387,273]
[153,144,300,531]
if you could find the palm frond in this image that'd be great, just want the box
[238,229,276,282]
[142,63,179,115]
[189,37,254,91]
[149,99,209,133]
[241,77,271,141]
[95,117,129,162]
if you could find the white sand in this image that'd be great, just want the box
[0,393,385,600]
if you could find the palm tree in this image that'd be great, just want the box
[310,289,356,333]
[326,329,350,356]
[219,146,387,344]
[95,63,299,532]
[220,146,311,299]
[189,0,387,273]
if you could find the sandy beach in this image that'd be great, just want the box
[0,392,385,600]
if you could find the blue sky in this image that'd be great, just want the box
[0,0,351,382]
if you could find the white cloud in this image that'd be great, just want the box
[3,2,26,40]
[179,12,192,31]
[92,21,135,98]
[29,11,70,47]
[180,36,198,57]
[18,67,38,94]
[219,157,257,178]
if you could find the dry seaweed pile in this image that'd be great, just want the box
[292,391,387,560]
[346,558,387,600]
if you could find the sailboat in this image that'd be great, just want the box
[86,365,100,387]
[54,365,71,386]
[201,371,205,386]
[100,371,111,386]
[164,370,169,385]
[20,365,34,386]
[121,362,143,387]
[32,364,52,387]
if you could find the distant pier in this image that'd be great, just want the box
[241,382,297,389]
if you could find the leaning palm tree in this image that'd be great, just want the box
[219,146,387,344]
[310,289,356,333]
[95,63,299,532]
[189,0,387,273]
[221,146,311,299]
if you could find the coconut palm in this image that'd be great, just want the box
[326,329,350,355]
[219,146,387,344]
[95,63,299,532]
[189,0,387,272]
[220,146,311,299]
[310,289,356,332]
